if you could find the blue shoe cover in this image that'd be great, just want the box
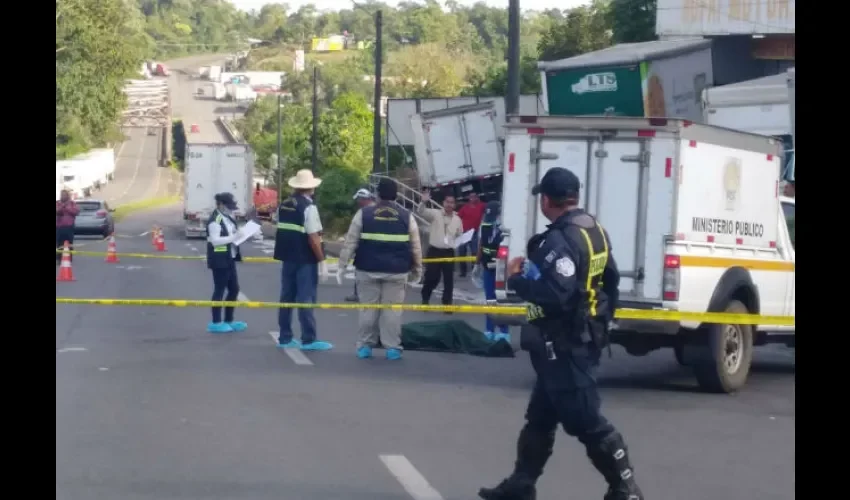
[484,331,495,342]
[493,333,511,343]
[357,346,373,359]
[228,321,248,332]
[386,348,403,360]
[208,322,234,334]
[301,340,333,351]
[277,339,301,348]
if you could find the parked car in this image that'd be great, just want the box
[74,200,115,238]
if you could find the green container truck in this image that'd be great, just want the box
[539,39,713,122]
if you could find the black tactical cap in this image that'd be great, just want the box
[531,167,580,199]
[483,201,501,223]
[215,192,237,209]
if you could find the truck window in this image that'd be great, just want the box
[781,202,795,249]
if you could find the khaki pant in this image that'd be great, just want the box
[356,271,408,350]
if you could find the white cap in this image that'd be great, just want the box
[353,188,373,200]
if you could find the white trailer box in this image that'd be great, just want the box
[183,143,255,238]
[80,148,116,185]
[410,101,503,189]
[702,73,791,137]
[495,115,795,392]
[56,158,97,199]
[539,38,712,122]
[208,65,222,82]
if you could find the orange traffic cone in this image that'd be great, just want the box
[151,227,159,248]
[57,241,75,282]
[105,234,119,263]
[155,230,167,252]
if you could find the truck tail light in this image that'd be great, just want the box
[495,244,509,290]
[662,254,681,301]
[95,210,107,218]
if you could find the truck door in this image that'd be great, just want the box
[587,140,645,297]
[781,200,795,318]
[533,137,590,235]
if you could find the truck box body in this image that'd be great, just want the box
[79,148,116,185]
[787,68,795,182]
[220,71,284,88]
[410,101,504,192]
[56,156,99,198]
[539,39,712,122]
[208,65,222,82]
[183,143,255,238]
[498,116,782,303]
[702,72,791,137]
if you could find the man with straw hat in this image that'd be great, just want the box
[272,169,333,351]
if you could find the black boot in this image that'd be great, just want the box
[478,426,554,500]
[586,432,644,500]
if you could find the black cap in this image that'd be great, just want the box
[531,167,580,199]
[215,192,237,210]
[483,201,501,223]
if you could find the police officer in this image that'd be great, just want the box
[273,169,333,351]
[478,167,644,500]
[206,192,248,334]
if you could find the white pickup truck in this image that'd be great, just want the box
[495,115,795,393]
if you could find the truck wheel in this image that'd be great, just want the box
[691,300,754,393]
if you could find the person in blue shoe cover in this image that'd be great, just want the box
[477,201,511,342]
[273,169,333,352]
[206,192,248,334]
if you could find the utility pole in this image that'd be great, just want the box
[311,65,319,173]
[277,93,283,202]
[506,0,521,116]
[372,9,383,174]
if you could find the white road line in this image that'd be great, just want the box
[268,331,314,366]
[57,347,88,353]
[379,455,444,500]
[140,231,150,237]
[190,246,199,253]
[146,154,164,199]
[113,135,148,204]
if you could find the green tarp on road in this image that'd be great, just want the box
[402,320,515,358]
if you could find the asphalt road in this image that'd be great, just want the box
[57,204,795,500]
[57,54,794,500]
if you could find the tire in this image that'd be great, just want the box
[691,300,754,393]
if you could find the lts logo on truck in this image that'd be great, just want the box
[571,72,618,94]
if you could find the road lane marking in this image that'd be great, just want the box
[140,231,150,237]
[379,455,444,500]
[268,331,314,366]
[112,135,148,204]
[57,347,88,353]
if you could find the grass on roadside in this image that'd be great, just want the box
[112,196,181,222]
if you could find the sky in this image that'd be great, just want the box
[231,0,590,13]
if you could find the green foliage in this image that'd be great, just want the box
[609,0,658,44]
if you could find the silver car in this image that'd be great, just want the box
[74,199,115,238]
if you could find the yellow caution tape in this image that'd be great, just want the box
[54,297,794,325]
[55,249,477,264]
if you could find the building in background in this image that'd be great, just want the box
[656,0,794,84]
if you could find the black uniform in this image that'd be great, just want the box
[479,168,643,500]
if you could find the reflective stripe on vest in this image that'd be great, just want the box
[361,233,410,242]
[577,223,609,317]
[214,214,229,253]
[277,222,305,232]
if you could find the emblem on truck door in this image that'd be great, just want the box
[723,158,742,211]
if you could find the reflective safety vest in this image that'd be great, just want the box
[478,222,502,268]
[575,222,609,317]
[273,195,316,264]
[206,210,242,269]
[353,202,412,274]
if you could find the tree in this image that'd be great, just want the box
[537,1,613,62]
[609,0,658,44]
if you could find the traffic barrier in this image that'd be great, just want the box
[105,235,119,263]
[54,249,477,264]
[55,297,795,326]
[57,243,75,282]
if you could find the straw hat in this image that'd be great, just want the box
[288,169,322,189]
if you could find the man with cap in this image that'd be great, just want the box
[273,169,333,351]
[206,192,248,334]
[479,167,644,500]
[476,200,511,342]
[345,188,376,302]
[337,178,423,360]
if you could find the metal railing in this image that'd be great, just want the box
[368,174,442,231]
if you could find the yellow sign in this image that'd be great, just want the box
[311,38,344,52]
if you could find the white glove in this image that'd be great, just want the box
[319,260,329,282]
[335,266,343,285]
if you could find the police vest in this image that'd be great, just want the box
[206,210,242,269]
[354,203,412,274]
[273,195,317,264]
[479,222,502,268]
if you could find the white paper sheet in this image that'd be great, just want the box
[455,229,474,249]
[233,221,262,246]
